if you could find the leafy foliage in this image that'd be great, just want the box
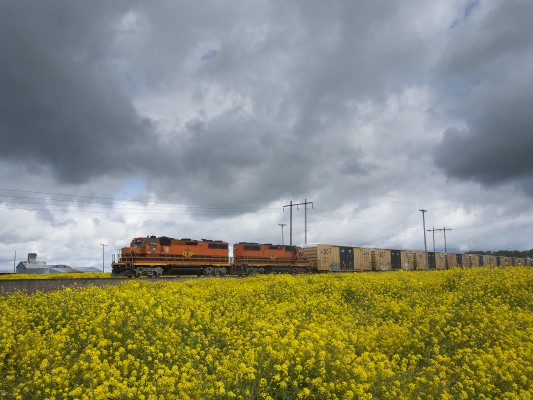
[467,249,533,258]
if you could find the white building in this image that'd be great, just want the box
[16,253,100,274]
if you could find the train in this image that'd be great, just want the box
[111,235,532,277]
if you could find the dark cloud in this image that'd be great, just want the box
[147,108,319,206]
[0,0,447,204]
[434,79,533,185]
[0,0,154,183]
[127,0,444,208]
[439,0,533,82]
[433,1,533,191]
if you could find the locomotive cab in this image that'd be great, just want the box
[121,236,160,255]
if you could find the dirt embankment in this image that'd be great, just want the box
[0,278,127,296]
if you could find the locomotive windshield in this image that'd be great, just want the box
[131,239,144,248]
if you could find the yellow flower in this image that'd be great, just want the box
[0,268,531,399]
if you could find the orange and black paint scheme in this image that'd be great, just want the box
[112,236,309,277]
[112,236,230,277]
[233,242,309,274]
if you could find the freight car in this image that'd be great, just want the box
[111,236,309,277]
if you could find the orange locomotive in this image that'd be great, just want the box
[233,242,309,274]
[112,236,230,277]
[111,236,309,277]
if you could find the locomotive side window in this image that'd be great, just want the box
[208,243,228,249]
[185,241,198,246]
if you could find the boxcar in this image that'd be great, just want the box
[303,244,339,272]
[303,244,363,272]
[445,253,458,269]
[435,252,447,270]
[400,250,417,270]
[355,247,373,271]
[483,255,496,267]
[413,251,428,270]
[372,248,392,271]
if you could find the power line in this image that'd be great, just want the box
[0,188,429,237]
[0,188,276,212]
[0,203,282,216]
[0,188,283,217]
[0,188,421,233]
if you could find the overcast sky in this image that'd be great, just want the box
[1,0,533,271]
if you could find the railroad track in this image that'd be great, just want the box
[0,276,205,296]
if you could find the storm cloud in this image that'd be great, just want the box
[434,0,533,190]
[0,1,160,182]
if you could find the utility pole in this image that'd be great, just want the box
[283,199,314,246]
[278,223,286,245]
[427,227,436,252]
[302,198,313,245]
[13,251,16,273]
[419,209,428,269]
[101,244,107,273]
[283,201,293,247]
[419,209,428,252]
[436,227,452,253]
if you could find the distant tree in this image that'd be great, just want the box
[466,249,533,258]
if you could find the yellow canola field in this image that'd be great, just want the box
[0,273,111,280]
[1,267,532,400]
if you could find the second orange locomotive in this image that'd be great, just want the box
[233,242,309,274]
